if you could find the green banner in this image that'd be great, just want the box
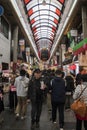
[73,38,87,51]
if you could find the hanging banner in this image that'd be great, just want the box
[0,5,4,16]
[79,51,87,66]
[19,39,25,51]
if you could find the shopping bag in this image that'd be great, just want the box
[70,99,86,117]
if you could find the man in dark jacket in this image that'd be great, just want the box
[50,69,65,130]
[28,68,46,129]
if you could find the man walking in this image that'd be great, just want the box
[14,69,29,120]
[28,68,46,129]
[50,69,66,130]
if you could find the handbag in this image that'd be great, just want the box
[70,85,87,117]
[71,99,86,117]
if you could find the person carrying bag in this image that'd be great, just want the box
[71,85,87,117]
[72,74,87,130]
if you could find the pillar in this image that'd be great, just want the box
[13,26,18,62]
[13,26,18,72]
[82,6,87,38]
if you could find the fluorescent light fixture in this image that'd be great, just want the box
[9,0,40,61]
[50,0,78,60]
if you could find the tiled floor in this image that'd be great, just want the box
[0,102,76,130]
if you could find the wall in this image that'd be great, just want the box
[0,33,10,64]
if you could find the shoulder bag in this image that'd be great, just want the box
[70,85,87,117]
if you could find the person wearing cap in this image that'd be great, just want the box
[27,68,46,129]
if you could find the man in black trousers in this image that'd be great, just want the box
[28,68,46,129]
[50,69,66,130]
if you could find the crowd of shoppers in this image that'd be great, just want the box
[0,67,87,130]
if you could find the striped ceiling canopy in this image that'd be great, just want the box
[23,0,65,59]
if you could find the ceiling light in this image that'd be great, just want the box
[42,0,46,6]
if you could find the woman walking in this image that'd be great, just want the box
[73,74,87,130]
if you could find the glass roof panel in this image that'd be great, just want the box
[34,23,57,28]
[35,23,53,28]
[23,0,65,54]
[32,19,57,27]
[40,10,49,15]
[36,39,52,44]
[34,33,54,39]
[34,30,54,36]
[36,27,53,32]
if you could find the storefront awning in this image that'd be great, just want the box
[73,38,87,55]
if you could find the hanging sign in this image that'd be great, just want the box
[0,5,4,16]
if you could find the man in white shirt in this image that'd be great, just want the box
[14,69,29,120]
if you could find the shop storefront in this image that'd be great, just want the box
[62,49,79,75]
[73,38,87,73]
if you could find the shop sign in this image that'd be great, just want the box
[0,5,4,16]
[61,44,66,49]
[53,55,58,66]
[70,30,78,37]
[79,52,87,66]
[26,47,30,56]
[19,39,25,51]
[19,39,25,45]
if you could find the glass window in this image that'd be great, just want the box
[0,16,9,39]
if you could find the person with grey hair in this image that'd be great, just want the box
[73,74,87,130]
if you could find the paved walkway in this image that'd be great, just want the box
[0,102,77,130]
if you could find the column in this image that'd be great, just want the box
[13,26,18,72]
[13,26,18,62]
[26,47,30,63]
[60,44,66,68]
[82,6,87,38]
[0,54,3,72]
[58,45,62,68]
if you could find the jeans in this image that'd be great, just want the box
[52,101,65,128]
[31,100,43,123]
[65,93,73,109]
[47,93,52,111]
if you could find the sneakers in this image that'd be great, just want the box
[21,116,24,120]
[53,121,57,124]
[15,113,19,120]
[21,116,26,120]
[60,128,64,130]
